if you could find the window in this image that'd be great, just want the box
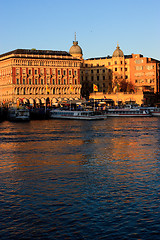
[135,59,143,64]
[58,70,60,75]
[97,69,99,73]
[29,79,31,84]
[108,62,111,66]
[103,76,105,80]
[29,69,31,75]
[41,79,43,84]
[135,66,143,70]
[35,79,37,85]
[103,69,105,73]
[69,79,72,84]
[58,79,61,84]
[145,65,154,70]
[35,69,37,74]
[16,79,19,84]
[115,61,117,65]
[63,70,66,75]
[74,70,77,75]
[91,70,93,74]
[97,76,99,80]
[23,79,25,84]
[69,70,71,75]
[52,79,55,84]
[121,61,122,64]
[64,79,66,84]
[91,76,94,81]
[115,68,117,71]
[125,68,127,71]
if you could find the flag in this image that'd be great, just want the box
[93,84,98,92]
[17,99,20,107]
[70,85,73,92]
[46,85,50,93]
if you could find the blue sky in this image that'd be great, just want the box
[0,0,160,60]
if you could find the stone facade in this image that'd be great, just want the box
[84,44,160,94]
[0,49,82,106]
[0,40,160,106]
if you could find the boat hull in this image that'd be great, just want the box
[50,110,106,120]
[8,108,30,122]
[106,109,151,117]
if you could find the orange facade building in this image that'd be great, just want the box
[0,40,83,106]
[84,44,160,95]
[0,39,160,106]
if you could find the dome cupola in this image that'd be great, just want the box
[112,43,124,57]
[69,33,83,59]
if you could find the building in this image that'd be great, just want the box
[80,63,112,99]
[84,44,160,95]
[0,44,82,106]
[0,38,160,106]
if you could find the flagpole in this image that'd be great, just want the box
[93,84,98,111]
[45,87,47,115]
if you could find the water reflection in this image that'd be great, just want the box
[0,118,160,239]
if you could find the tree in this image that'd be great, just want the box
[112,74,135,93]
[81,81,92,100]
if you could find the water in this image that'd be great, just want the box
[0,118,160,239]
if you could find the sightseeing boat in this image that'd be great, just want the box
[49,109,106,120]
[8,107,30,121]
[105,108,151,117]
[148,107,160,116]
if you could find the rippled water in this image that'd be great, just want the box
[0,118,160,239]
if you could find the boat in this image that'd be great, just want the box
[8,106,30,121]
[49,109,106,120]
[147,107,160,116]
[105,108,151,117]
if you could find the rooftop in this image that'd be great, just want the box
[0,49,72,58]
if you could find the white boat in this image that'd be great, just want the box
[148,107,160,116]
[106,108,151,117]
[8,107,30,121]
[49,109,106,120]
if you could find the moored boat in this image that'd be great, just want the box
[148,107,160,116]
[8,106,30,121]
[106,108,151,117]
[49,109,106,120]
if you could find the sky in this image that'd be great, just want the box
[0,0,160,60]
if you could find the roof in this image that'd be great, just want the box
[86,56,112,60]
[86,55,132,60]
[0,49,72,58]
